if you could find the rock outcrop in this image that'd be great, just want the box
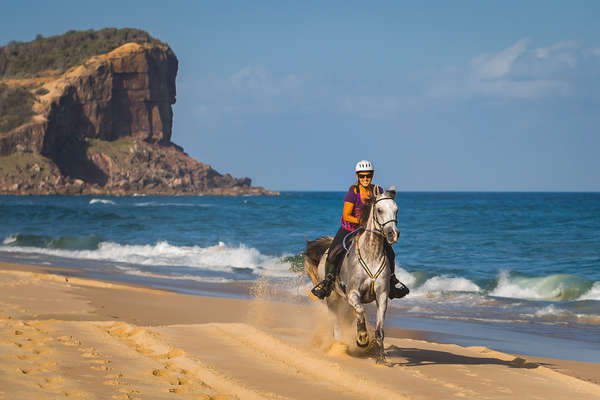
[0,36,276,196]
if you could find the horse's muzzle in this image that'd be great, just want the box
[384,228,399,244]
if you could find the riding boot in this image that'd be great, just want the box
[389,273,410,299]
[387,250,409,299]
[383,243,407,298]
[311,261,337,299]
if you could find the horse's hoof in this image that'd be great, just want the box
[356,330,369,347]
[356,335,369,348]
[375,357,390,366]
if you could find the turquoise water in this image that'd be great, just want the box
[1,193,599,361]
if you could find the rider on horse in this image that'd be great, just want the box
[311,160,410,300]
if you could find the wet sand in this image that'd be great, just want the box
[0,261,598,399]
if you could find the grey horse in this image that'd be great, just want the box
[305,188,399,363]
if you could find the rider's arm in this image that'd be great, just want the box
[342,201,360,224]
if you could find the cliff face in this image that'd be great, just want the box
[0,40,276,195]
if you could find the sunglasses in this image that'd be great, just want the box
[358,174,373,179]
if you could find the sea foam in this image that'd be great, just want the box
[2,235,17,245]
[579,281,600,301]
[534,305,568,318]
[528,305,600,325]
[133,202,213,207]
[418,276,481,293]
[89,198,116,205]
[0,239,294,278]
[409,275,481,297]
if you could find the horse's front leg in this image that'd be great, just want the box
[375,292,388,364]
[348,290,368,347]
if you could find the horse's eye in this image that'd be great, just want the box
[378,209,382,214]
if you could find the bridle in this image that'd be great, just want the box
[343,195,398,251]
[371,196,398,234]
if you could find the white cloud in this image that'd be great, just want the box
[441,38,587,99]
[470,39,529,80]
[535,40,578,60]
[534,40,579,69]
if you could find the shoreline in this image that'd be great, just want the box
[0,260,598,399]
[2,252,598,364]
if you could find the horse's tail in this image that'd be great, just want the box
[304,236,333,285]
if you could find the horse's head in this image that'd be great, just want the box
[373,187,399,244]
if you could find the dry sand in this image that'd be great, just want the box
[0,261,598,400]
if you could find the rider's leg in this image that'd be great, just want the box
[311,228,350,299]
[325,227,349,277]
[385,242,409,299]
[384,242,396,275]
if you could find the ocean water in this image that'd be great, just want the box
[1,193,599,361]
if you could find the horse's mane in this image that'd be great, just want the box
[359,194,376,226]
[359,187,395,226]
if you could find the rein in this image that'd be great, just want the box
[343,228,361,252]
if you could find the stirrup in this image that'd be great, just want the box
[389,281,409,299]
[311,273,335,299]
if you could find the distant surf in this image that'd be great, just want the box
[1,232,597,303]
[89,198,116,205]
[1,235,293,279]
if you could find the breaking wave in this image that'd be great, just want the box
[489,270,593,301]
[1,233,597,302]
[0,235,293,278]
[396,268,596,302]
[579,281,600,301]
[2,233,102,250]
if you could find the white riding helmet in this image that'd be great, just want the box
[355,160,374,173]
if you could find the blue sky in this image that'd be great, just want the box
[2,1,599,191]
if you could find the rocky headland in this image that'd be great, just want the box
[0,28,277,195]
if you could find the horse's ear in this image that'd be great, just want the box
[387,186,396,199]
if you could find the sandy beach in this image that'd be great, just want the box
[0,261,598,400]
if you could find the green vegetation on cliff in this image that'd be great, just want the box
[0,28,166,79]
[0,152,59,183]
[0,83,35,133]
[87,137,135,156]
